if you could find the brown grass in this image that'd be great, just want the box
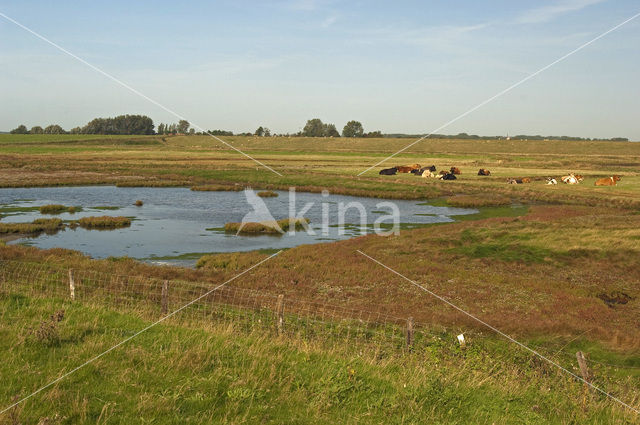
[0,218,63,234]
[224,218,309,234]
[257,190,278,197]
[77,216,131,229]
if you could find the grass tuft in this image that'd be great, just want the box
[77,216,131,229]
[257,190,278,198]
[224,218,309,234]
[0,218,63,234]
[39,204,70,214]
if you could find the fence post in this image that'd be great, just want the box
[275,294,285,335]
[576,351,590,409]
[161,280,169,315]
[576,351,590,382]
[406,317,414,350]
[68,269,75,300]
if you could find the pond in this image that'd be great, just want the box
[0,186,477,266]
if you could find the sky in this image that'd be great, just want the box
[0,0,639,139]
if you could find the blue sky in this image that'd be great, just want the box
[1,0,639,139]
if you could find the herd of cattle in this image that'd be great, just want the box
[378,164,623,186]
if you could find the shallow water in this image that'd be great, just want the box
[0,186,476,266]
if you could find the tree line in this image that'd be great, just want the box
[9,116,628,141]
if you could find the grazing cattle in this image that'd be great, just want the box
[507,178,519,184]
[428,165,437,172]
[574,174,584,182]
[521,177,531,183]
[379,167,397,175]
[410,168,422,175]
[439,170,449,176]
[421,170,435,178]
[595,175,622,186]
[440,173,457,180]
[477,169,491,176]
[546,178,557,185]
[450,167,461,175]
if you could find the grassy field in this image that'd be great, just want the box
[1,133,639,422]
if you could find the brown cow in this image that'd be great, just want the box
[595,175,621,186]
[450,167,461,175]
[439,170,449,176]
[521,177,531,183]
[477,169,491,176]
[396,164,421,173]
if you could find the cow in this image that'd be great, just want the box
[546,178,558,185]
[418,165,437,174]
[561,174,578,184]
[421,170,435,178]
[410,168,422,175]
[507,178,519,184]
[521,177,531,183]
[396,164,421,173]
[439,170,449,176]
[440,173,457,180]
[574,174,584,183]
[477,169,491,176]
[379,167,398,175]
[595,175,622,186]
[450,167,461,175]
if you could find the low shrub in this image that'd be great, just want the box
[134,200,144,207]
[78,216,131,229]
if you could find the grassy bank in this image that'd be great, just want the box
[0,294,637,424]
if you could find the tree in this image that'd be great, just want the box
[44,124,65,134]
[29,126,43,134]
[254,126,265,137]
[10,125,28,134]
[302,118,325,137]
[81,115,154,135]
[177,120,190,134]
[69,127,83,134]
[342,120,364,138]
[157,123,165,135]
[188,128,195,135]
[363,130,382,138]
[323,123,340,137]
[263,128,271,137]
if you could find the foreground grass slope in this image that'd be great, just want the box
[0,294,636,424]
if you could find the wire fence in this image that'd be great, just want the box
[0,260,425,351]
[2,258,638,384]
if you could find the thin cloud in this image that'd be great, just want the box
[515,0,606,24]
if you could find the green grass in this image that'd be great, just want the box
[0,294,636,424]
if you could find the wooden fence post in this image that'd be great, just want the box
[576,351,590,409]
[161,280,169,315]
[275,294,285,335]
[68,269,75,300]
[406,317,414,350]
